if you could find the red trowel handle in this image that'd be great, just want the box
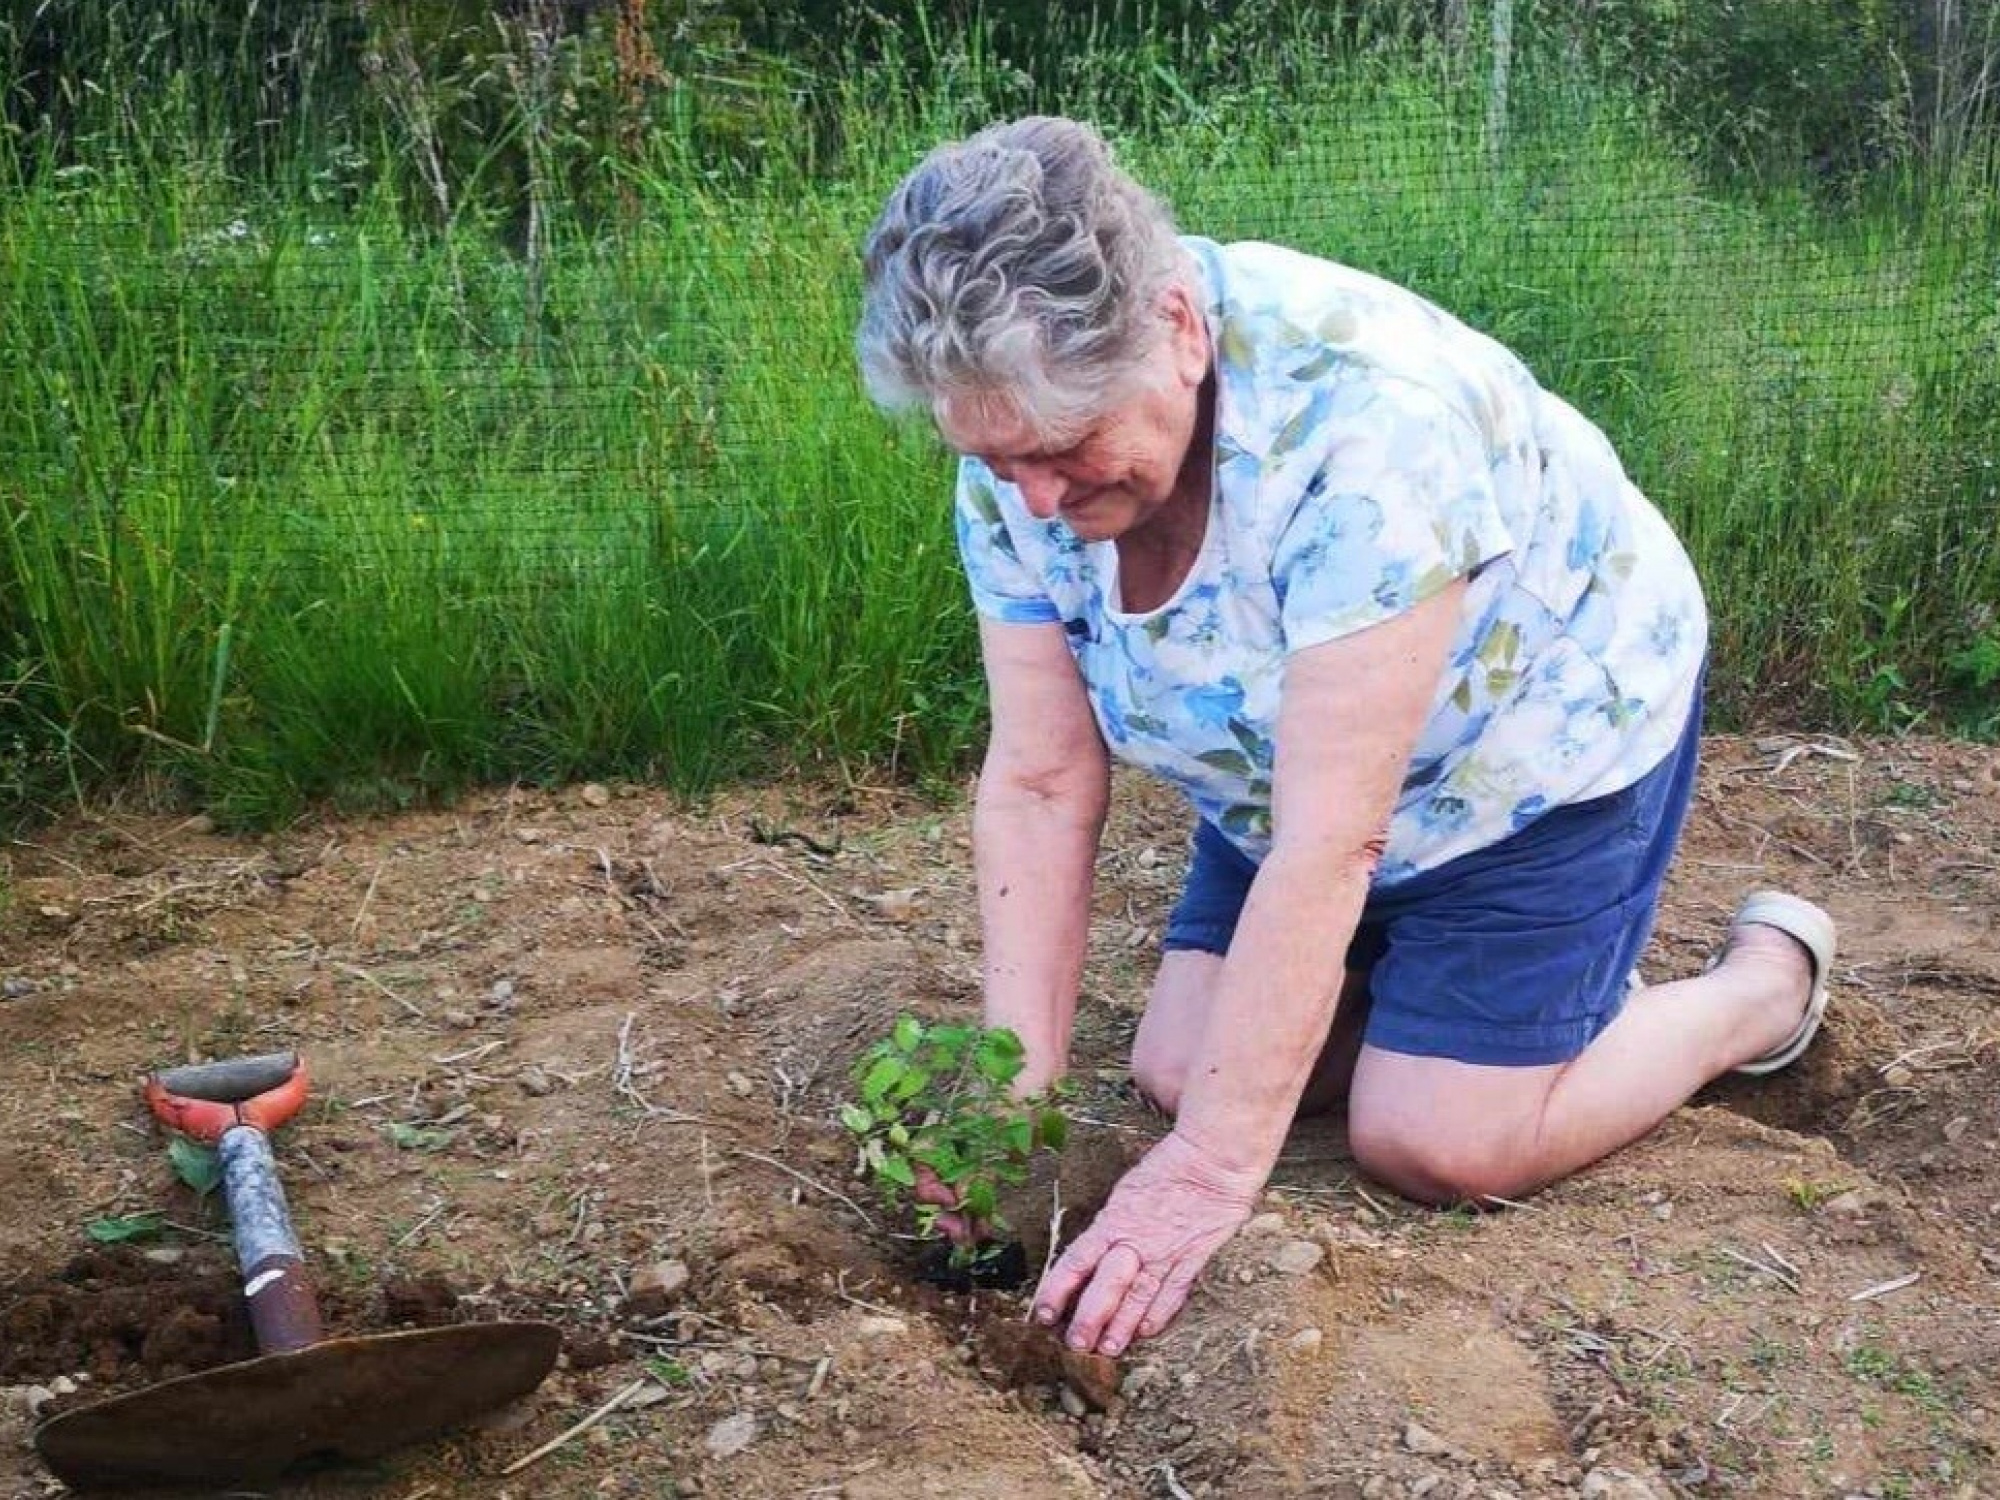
[145,1051,308,1141]
[144,1052,322,1355]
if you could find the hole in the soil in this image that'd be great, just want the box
[914,1239,1030,1293]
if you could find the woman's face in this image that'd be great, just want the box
[935,284,1211,545]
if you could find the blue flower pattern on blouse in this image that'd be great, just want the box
[955,239,1708,884]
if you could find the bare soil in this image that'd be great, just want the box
[1,732,1996,1499]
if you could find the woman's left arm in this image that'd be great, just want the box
[1033,577,1467,1355]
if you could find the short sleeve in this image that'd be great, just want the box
[953,460,1061,624]
[1274,380,1514,652]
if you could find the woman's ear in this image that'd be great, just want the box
[1159,282,1210,388]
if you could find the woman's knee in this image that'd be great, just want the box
[1348,1109,1527,1206]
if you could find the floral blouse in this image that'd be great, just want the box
[956,237,1707,884]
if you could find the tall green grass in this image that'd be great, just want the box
[2,29,1996,829]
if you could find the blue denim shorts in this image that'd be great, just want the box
[1162,700,1703,1067]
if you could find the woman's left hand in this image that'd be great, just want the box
[1032,1130,1264,1355]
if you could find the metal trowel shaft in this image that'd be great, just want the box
[218,1123,322,1353]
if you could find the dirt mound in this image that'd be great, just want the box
[1,737,1996,1497]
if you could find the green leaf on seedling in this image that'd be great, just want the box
[961,1181,998,1221]
[167,1136,222,1197]
[859,1056,904,1105]
[878,1153,916,1189]
[86,1212,165,1244]
[892,1015,923,1053]
[839,1103,873,1135]
[1038,1108,1068,1152]
[973,1029,1025,1085]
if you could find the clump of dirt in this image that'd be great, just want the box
[0,1245,493,1421]
[0,1246,253,1388]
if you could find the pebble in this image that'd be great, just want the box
[1411,1478,1443,1498]
[704,1411,756,1460]
[1580,1469,1670,1500]
[626,1259,691,1317]
[855,1316,908,1338]
[1269,1239,1325,1275]
[141,1245,185,1266]
[725,1072,756,1098]
[517,1065,556,1097]
[1241,1211,1287,1237]
[1403,1421,1451,1456]
[581,782,611,807]
[1,978,37,1000]
[1287,1326,1324,1356]
[48,1377,75,1397]
[1057,1383,1089,1419]
[23,1386,56,1419]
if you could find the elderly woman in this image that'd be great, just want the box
[855,116,1836,1359]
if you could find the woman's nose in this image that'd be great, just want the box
[1014,463,1067,518]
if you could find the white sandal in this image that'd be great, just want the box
[1726,891,1838,1076]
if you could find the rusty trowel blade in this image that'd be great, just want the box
[34,1321,561,1490]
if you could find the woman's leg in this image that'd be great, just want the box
[1346,917,1814,1204]
[1131,951,1370,1118]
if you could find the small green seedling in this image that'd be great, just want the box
[840,1016,1067,1266]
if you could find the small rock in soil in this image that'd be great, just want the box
[627,1259,691,1317]
[1403,1420,1451,1456]
[581,783,611,807]
[1241,1211,1286,1237]
[705,1411,757,1460]
[517,1064,556,1097]
[855,1315,908,1338]
[1580,1469,1671,1500]
[2,977,38,1000]
[1269,1239,1325,1275]
[1057,1383,1089,1419]
[1288,1326,1324,1355]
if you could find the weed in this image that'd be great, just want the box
[1783,1175,1856,1210]
[644,1355,693,1387]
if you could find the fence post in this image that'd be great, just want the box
[1487,0,1515,169]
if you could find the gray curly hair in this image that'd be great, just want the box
[856,116,1192,443]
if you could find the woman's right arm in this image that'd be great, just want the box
[972,615,1110,1097]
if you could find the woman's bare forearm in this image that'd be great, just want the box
[973,756,1109,1095]
[1173,846,1372,1178]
